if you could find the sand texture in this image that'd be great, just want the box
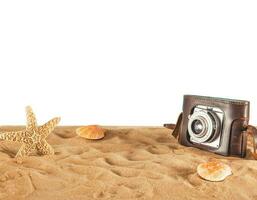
[0,126,257,200]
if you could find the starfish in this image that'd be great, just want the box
[0,106,60,157]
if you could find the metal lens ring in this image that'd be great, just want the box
[188,111,216,143]
[206,111,221,142]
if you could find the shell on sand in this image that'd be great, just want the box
[76,125,105,140]
[197,161,232,182]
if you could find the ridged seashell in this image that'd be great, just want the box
[76,125,105,140]
[197,161,232,182]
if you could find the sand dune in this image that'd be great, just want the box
[0,126,257,200]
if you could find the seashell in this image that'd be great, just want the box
[76,125,105,140]
[197,161,232,182]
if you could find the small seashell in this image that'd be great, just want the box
[197,161,232,182]
[76,125,105,140]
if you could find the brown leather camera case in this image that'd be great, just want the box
[177,95,250,157]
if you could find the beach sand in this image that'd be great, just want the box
[0,126,257,200]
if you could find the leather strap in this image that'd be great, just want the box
[164,112,183,139]
[246,125,257,159]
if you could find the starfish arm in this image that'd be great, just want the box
[26,106,38,130]
[36,140,54,155]
[0,130,28,142]
[38,117,61,139]
[15,144,36,157]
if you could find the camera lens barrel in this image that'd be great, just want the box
[191,119,204,135]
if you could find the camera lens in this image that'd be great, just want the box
[188,109,221,143]
[191,119,204,135]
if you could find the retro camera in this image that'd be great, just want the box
[173,95,250,158]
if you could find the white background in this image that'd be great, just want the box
[0,1,256,126]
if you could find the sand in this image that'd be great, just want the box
[0,126,257,200]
